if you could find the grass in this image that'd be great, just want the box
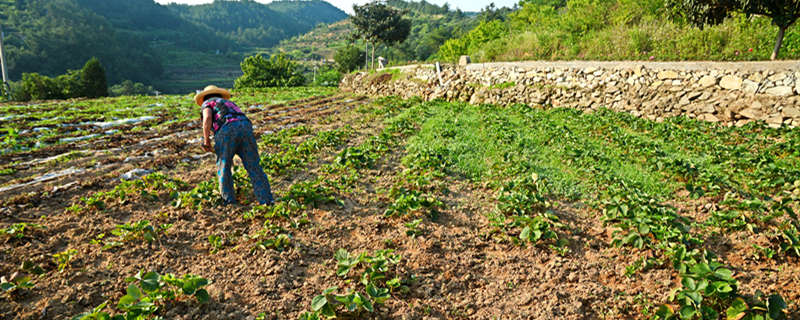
[397,98,798,317]
[444,1,800,63]
[404,101,800,203]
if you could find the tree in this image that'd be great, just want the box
[351,2,411,69]
[80,58,108,98]
[234,53,305,88]
[667,0,800,60]
[334,46,366,73]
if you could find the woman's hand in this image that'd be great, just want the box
[202,141,213,153]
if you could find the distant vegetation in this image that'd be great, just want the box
[235,54,305,89]
[167,0,346,48]
[270,0,477,64]
[0,0,164,85]
[0,0,346,95]
[11,58,107,101]
[438,0,800,62]
[351,2,412,68]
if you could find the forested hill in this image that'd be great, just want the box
[270,0,476,62]
[167,0,347,48]
[0,0,346,87]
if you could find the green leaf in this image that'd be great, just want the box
[726,297,748,320]
[655,305,674,318]
[143,230,154,243]
[320,304,336,317]
[126,284,142,300]
[194,289,210,304]
[767,294,787,320]
[713,281,733,293]
[685,291,703,305]
[182,276,208,295]
[366,283,378,297]
[701,305,719,319]
[690,263,712,275]
[682,277,697,291]
[358,293,374,312]
[311,295,328,311]
[140,272,161,292]
[520,226,531,241]
[334,249,348,261]
[336,265,351,277]
[322,286,338,295]
[714,268,734,281]
[0,282,15,292]
[680,305,697,319]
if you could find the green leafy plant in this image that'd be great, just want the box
[53,248,78,272]
[74,270,210,320]
[384,189,443,218]
[655,258,787,320]
[283,179,340,208]
[176,180,219,210]
[513,214,560,244]
[208,234,223,254]
[779,225,800,257]
[250,224,293,252]
[303,249,406,318]
[1,222,45,240]
[404,219,423,238]
[1,275,34,294]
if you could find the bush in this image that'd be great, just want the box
[437,20,509,62]
[334,46,365,73]
[109,80,155,96]
[19,73,62,101]
[80,58,108,98]
[444,0,800,62]
[234,53,305,89]
[13,57,108,101]
[313,69,342,87]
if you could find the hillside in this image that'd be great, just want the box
[438,0,800,62]
[0,0,346,93]
[0,0,165,84]
[167,0,347,49]
[269,0,476,63]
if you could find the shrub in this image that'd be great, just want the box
[110,80,155,96]
[80,57,108,98]
[437,20,509,62]
[234,53,304,89]
[14,57,108,101]
[19,73,62,101]
[334,46,366,73]
[313,69,342,87]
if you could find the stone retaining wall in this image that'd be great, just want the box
[340,61,800,128]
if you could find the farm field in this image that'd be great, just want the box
[1,88,799,319]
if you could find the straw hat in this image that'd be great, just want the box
[194,85,231,106]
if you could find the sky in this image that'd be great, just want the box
[153,0,519,14]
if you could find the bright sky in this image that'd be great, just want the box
[154,0,519,14]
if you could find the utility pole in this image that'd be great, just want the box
[0,25,9,99]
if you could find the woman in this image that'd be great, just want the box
[195,85,274,205]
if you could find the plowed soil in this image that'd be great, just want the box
[1,93,798,320]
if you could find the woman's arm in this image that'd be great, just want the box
[202,107,214,152]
